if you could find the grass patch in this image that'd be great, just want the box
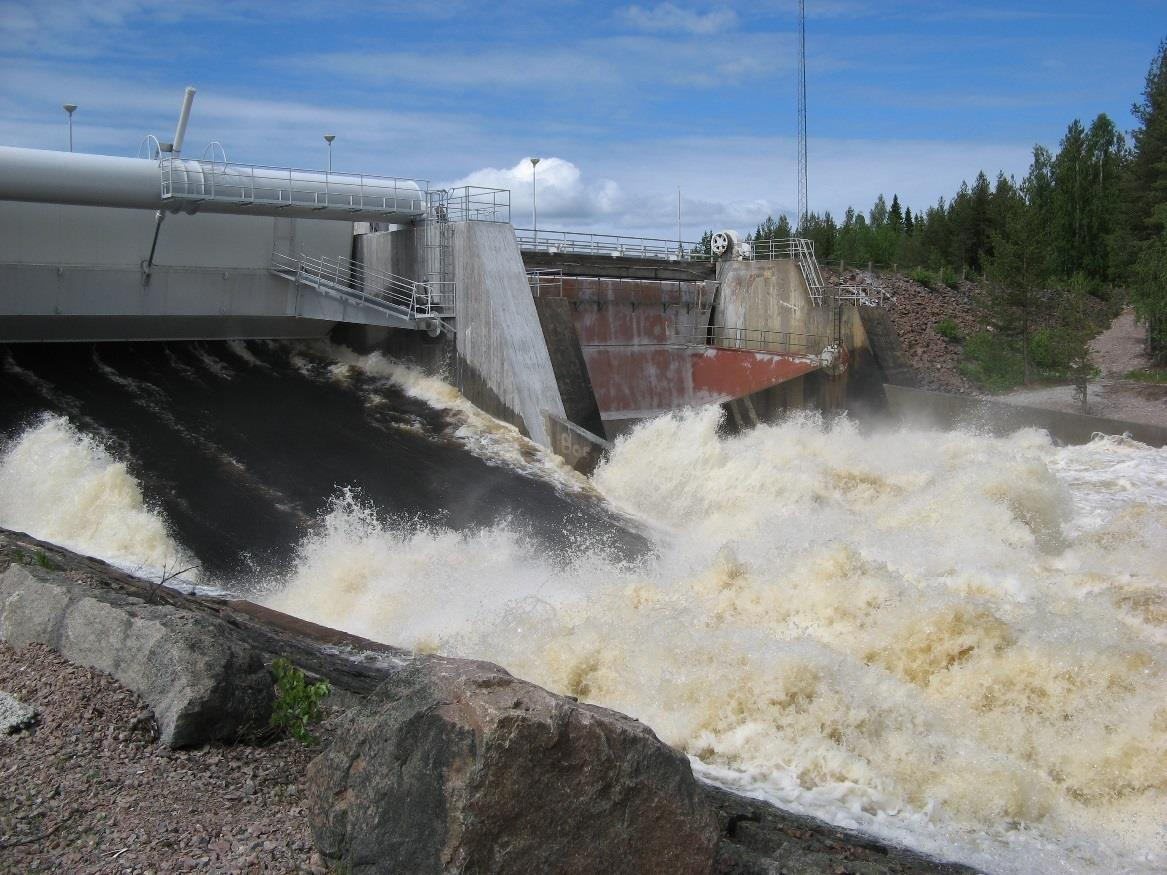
[1126,368,1167,384]
[936,317,964,342]
[910,266,935,289]
[11,548,60,571]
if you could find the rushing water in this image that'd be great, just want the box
[2,341,1165,875]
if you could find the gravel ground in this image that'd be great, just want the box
[0,642,332,875]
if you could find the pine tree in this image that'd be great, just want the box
[985,187,1052,385]
[1081,114,1125,280]
[1122,39,1167,357]
[888,195,904,234]
[1124,39,1167,245]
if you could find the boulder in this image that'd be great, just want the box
[0,689,36,733]
[0,563,272,746]
[308,655,720,875]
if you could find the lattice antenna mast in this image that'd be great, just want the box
[796,0,808,233]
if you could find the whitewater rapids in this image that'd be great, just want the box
[2,351,1165,875]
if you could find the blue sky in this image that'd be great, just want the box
[1,1,1163,239]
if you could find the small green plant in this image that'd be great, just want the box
[1126,367,1167,383]
[909,266,934,289]
[270,658,329,745]
[941,265,961,288]
[17,549,60,571]
[935,317,964,342]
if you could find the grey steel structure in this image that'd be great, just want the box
[0,147,427,225]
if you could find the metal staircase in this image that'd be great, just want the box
[792,238,826,305]
[270,251,453,332]
[745,237,827,305]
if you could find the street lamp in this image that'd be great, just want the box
[323,134,336,172]
[63,104,77,152]
[530,157,541,250]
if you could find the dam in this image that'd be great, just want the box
[0,87,885,457]
[3,90,1167,875]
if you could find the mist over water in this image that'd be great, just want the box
[2,342,1166,874]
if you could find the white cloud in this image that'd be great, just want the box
[448,158,625,228]
[620,3,738,35]
[446,134,1034,242]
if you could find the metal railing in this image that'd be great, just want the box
[833,283,894,307]
[746,237,826,305]
[527,268,564,298]
[161,157,428,218]
[271,251,455,324]
[516,228,713,261]
[444,186,511,223]
[673,325,830,357]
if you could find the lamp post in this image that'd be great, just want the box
[63,104,77,152]
[323,134,335,172]
[530,157,541,250]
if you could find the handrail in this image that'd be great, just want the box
[516,228,713,261]
[526,268,563,298]
[745,237,826,304]
[161,157,429,217]
[270,251,456,324]
[673,324,830,356]
[444,186,511,223]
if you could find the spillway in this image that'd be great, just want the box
[1,340,1165,875]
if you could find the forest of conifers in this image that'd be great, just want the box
[728,37,1167,372]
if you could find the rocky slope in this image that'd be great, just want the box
[826,268,983,394]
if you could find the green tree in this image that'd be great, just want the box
[1133,205,1167,359]
[1081,114,1126,280]
[1124,39,1167,245]
[985,187,1052,385]
[1122,39,1167,357]
[1058,274,1101,412]
[801,211,838,261]
[888,194,904,235]
[1052,119,1089,278]
[694,229,713,256]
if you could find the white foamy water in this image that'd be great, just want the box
[0,414,190,578]
[315,344,595,493]
[267,409,1167,875]
[4,388,1166,875]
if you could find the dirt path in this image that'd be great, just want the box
[995,307,1167,427]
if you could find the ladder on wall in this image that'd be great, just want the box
[423,190,455,331]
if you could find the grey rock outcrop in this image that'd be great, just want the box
[0,689,36,733]
[0,562,271,747]
[308,655,720,875]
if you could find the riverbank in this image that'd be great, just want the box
[995,308,1167,428]
[0,529,980,875]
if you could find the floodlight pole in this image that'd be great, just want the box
[530,157,541,249]
[63,104,77,152]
